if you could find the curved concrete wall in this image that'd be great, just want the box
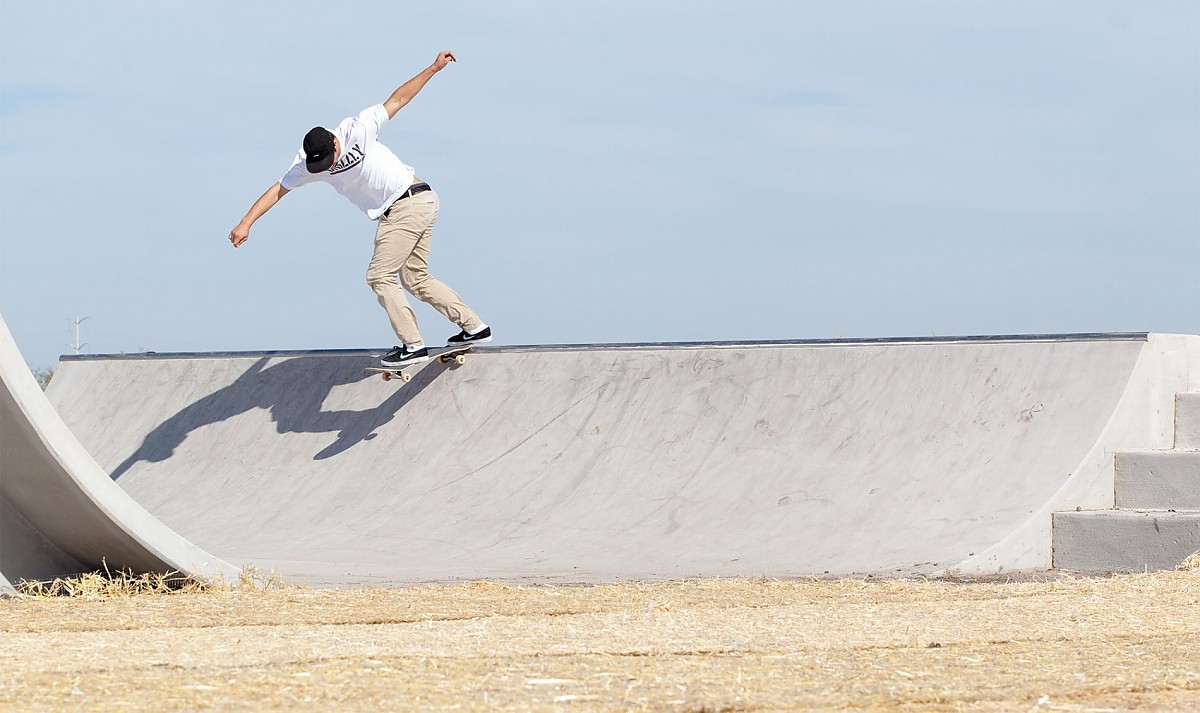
[44,334,1197,586]
[0,316,239,592]
[956,333,1199,572]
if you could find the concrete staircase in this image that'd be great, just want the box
[1053,392,1200,572]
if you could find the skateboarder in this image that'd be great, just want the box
[228,50,491,367]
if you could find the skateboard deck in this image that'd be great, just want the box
[366,344,473,382]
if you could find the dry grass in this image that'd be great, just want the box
[2,567,1198,711]
[12,563,282,599]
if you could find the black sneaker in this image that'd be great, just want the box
[380,345,430,367]
[447,326,492,346]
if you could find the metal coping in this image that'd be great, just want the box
[58,332,1152,362]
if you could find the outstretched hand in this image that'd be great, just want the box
[229,224,249,248]
[431,51,456,72]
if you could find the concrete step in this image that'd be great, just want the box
[1052,510,1200,572]
[1177,392,1200,449]
[1115,450,1200,509]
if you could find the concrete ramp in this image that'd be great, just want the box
[43,333,1198,586]
[0,316,239,593]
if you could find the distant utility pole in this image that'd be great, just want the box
[68,316,90,354]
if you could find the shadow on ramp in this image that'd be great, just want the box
[109,355,448,479]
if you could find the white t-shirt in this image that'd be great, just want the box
[280,104,417,220]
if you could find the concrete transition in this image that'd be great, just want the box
[0,316,240,594]
[2,314,1198,588]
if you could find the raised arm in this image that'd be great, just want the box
[229,182,290,248]
[382,51,457,119]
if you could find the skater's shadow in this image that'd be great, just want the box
[109,355,445,480]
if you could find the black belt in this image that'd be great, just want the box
[383,183,431,216]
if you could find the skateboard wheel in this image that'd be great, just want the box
[382,372,392,381]
[401,372,412,382]
[454,354,466,365]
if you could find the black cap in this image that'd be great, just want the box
[303,127,336,173]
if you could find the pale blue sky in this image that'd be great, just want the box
[2,1,1197,369]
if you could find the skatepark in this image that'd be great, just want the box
[3,315,1198,592]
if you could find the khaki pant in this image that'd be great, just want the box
[365,189,482,345]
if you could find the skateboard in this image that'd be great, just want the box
[365,344,472,382]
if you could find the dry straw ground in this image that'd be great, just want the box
[2,559,1198,712]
